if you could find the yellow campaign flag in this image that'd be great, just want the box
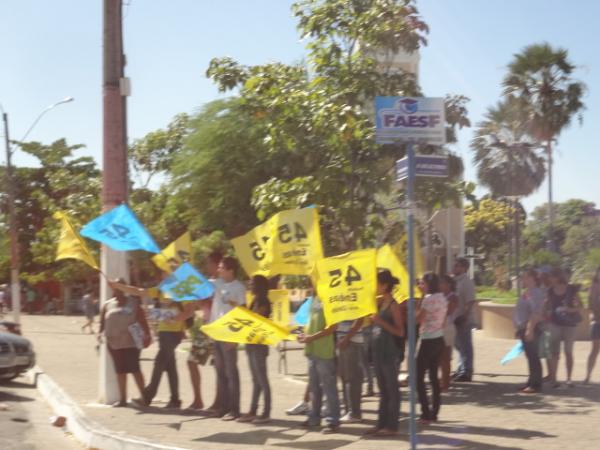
[377,244,410,303]
[315,248,377,326]
[268,289,290,327]
[267,208,323,276]
[393,235,425,279]
[152,232,192,273]
[231,220,272,277]
[53,212,99,270]
[201,306,293,346]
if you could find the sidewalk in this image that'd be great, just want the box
[20,315,600,450]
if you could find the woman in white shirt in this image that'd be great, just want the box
[416,272,447,424]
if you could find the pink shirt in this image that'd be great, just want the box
[420,293,447,339]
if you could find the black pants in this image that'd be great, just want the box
[373,353,400,431]
[246,344,271,417]
[417,337,445,421]
[518,329,542,390]
[214,341,240,416]
[145,331,182,402]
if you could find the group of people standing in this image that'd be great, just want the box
[513,266,600,393]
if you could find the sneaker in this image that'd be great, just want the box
[301,419,320,428]
[453,375,472,382]
[237,414,256,423]
[252,416,271,424]
[322,424,340,434]
[519,387,540,394]
[111,400,127,408]
[222,413,240,421]
[131,397,149,408]
[340,413,362,424]
[164,399,181,409]
[286,401,309,416]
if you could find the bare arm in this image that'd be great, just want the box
[337,317,364,349]
[373,303,405,337]
[109,280,149,298]
[301,324,338,343]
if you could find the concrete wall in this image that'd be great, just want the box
[479,301,592,340]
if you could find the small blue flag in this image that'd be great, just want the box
[80,204,161,253]
[500,341,524,365]
[159,263,215,301]
[294,296,313,326]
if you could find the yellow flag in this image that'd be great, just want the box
[393,235,425,278]
[201,306,293,346]
[268,289,290,327]
[377,244,410,303]
[315,249,377,326]
[152,232,192,273]
[231,220,272,277]
[267,208,323,276]
[53,211,99,270]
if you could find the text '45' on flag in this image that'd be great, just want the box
[159,263,214,301]
[80,204,161,253]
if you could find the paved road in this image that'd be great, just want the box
[0,377,82,450]
[16,315,600,449]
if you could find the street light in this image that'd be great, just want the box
[1,97,74,323]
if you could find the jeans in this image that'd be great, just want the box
[417,337,445,420]
[214,341,240,416]
[360,326,375,394]
[145,331,182,402]
[246,344,271,417]
[373,351,400,431]
[338,342,363,418]
[454,318,474,377]
[307,356,340,426]
[518,329,542,390]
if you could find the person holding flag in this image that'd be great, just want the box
[209,256,246,421]
[238,275,272,424]
[98,279,152,407]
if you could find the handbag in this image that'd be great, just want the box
[128,322,145,350]
[552,286,582,327]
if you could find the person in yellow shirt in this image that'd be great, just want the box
[111,280,195,409]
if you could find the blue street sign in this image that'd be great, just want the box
[396,155,449,181]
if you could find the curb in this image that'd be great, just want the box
[25,366,189,450]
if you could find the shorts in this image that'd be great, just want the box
[591,322,600,341]
[108,346,141,374]
[443,323,456,347]
[549,323,576,356]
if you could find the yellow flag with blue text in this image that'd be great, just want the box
[53,212,99,270]
[315,249,377,326]
[268,289,291,327]
[152,232,192,273]
[392,235,425,279]
[377,244,410,303]
[201,306,293,346]
[231,220,272,277]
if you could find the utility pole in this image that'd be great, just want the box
[99,0,130,405]
[2,112,21,324]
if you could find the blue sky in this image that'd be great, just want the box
[1,0,598,213]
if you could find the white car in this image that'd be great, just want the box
[0,332,35,381]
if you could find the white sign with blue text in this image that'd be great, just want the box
[375,97,446,145]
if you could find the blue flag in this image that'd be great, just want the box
[159,263,215,301]
[80,204,161,253]
[294,296,313,326]
[500,341,524,365]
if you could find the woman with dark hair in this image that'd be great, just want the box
[439,275,458,391]
[238,275,272,423]
[364,270,404,437]
[99,279,151,407]
[416,272,447,424]
[584,268,600,383]
[546,267,583,387]
[513,269,545,393]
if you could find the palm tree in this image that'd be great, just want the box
[503,43,586,250]
[472,97,547,292]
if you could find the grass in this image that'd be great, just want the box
[476,286,518,304]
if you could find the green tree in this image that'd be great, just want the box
[206,0,469,253]
[503,43,586,248]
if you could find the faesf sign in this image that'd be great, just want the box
[375,97,446,145]
[396,154,449,181]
